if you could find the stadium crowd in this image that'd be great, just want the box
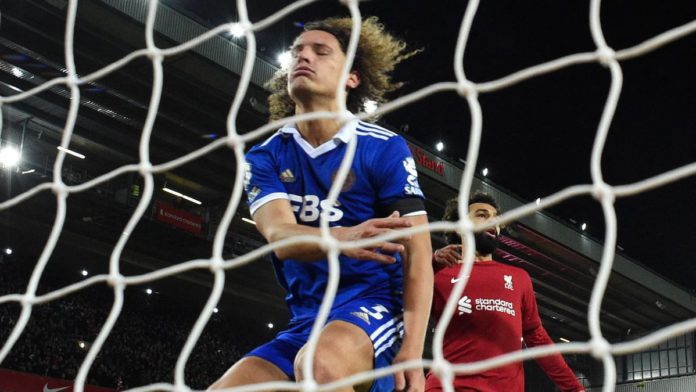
[0,256,253,390]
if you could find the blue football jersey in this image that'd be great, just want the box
[244,115,426,320]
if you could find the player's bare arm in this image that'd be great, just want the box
[393,214,432,392]
[253,198,413,263]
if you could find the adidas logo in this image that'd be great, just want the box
[458,296,472,315]
[247,186,261,203]
[279,168,296,183]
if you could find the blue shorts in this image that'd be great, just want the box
[247,297,404,391]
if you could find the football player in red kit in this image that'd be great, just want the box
[426,192,585,392]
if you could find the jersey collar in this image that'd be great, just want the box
[278,111,358,158]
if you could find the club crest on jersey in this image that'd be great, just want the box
[402,157,423,196]
[279,168,296,183]
[504,275,514,291]
[403,156,418,177]
[331,169,357,192]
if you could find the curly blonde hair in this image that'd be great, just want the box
[266,16,419,121]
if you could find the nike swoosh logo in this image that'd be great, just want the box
[44,384,70,392]
[451,277,461,283]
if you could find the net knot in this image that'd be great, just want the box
[226,133,242,149]
[21,293,35,306]
[238,21,253,33]
[592,182,615,203]
[138,162,153,175]
[456,80,476,98]
[65,74,81,87]
[147,48,164,62]
[431,358,452,380]
[590,336,612,358]
[301,379,318,392]
[320,235,340,253]
[596,47,616,67]
[107,274,125,289]
[458,218,473,234]
[338,111,354,125]
[51,182,68,197]
[209,256,224,272]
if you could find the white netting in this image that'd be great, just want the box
[1,0,696,391]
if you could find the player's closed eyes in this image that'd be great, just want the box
[291,44,333,57]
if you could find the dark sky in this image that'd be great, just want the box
[166,0,696,289]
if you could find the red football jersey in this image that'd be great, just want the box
[425,260,584,392]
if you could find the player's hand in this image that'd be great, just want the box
[393,348,425,392]
[433,244,462,267]
[334,211,412,264]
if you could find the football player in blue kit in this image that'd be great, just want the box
[209,17,432,392]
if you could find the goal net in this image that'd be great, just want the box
[1,0,696,391]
